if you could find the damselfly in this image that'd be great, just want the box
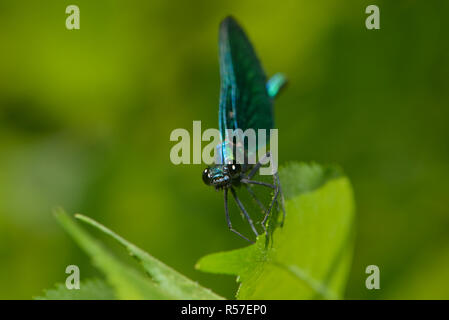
[202,16,287,243]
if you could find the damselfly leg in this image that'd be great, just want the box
[241,152,286,233]
[224,188,254,243]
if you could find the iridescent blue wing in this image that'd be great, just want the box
[218,16,274,140]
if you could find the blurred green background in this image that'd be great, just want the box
[0,0,448,299]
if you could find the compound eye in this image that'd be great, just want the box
[202,168,212,185]
[228,163,241,176]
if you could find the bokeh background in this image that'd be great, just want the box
[1,0,448,299]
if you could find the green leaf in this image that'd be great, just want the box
[35,279,116,300]
[196,162,355,299]
[53,209,223,300]
[54,209,170,299]
[74,214,223,300]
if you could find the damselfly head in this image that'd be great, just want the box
[202,164,241,189]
